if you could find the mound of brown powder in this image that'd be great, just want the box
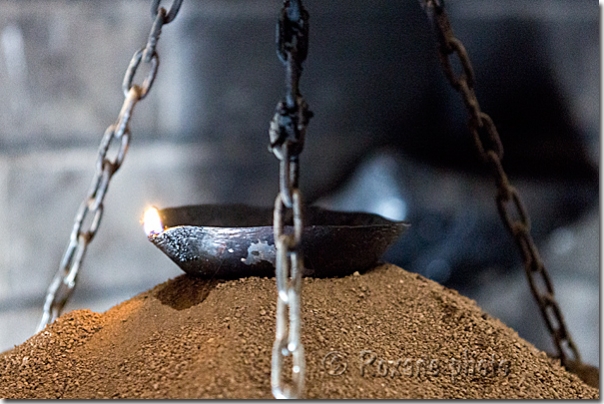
[0,264,598,399]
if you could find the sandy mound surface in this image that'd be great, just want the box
[0,264,598,399]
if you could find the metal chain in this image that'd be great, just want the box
[269,0,313,399]
[37,0,183,332]
[418,0,583,370]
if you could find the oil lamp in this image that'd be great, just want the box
[143,204,408,279]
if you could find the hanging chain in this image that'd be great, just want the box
[269,0,313,399]
[37,0,183,332]
[418,0,585,372]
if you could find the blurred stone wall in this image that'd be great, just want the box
[0,0,598,369]
[0,0,233,351]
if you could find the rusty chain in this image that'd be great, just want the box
[37,0,183,332]
[269,0,313,399]
[418,0,587,375]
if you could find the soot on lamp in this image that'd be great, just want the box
[142,204,409,280]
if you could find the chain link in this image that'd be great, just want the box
[37,0,183,333]
[269,0,312,399]
[271,191,306,399]
[151,0,183,25]
[418,0,585,374]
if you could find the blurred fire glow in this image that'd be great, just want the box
[143,206,163,236]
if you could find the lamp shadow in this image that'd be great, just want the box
[153,274,219,311]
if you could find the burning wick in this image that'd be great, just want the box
[143,206,164,236]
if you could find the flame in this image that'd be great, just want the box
[143,206,163,236]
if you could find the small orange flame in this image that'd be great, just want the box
[143,206,163,236]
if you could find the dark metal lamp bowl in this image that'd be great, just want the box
[147,204,408,279]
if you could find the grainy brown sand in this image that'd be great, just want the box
[0,264,598,399]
